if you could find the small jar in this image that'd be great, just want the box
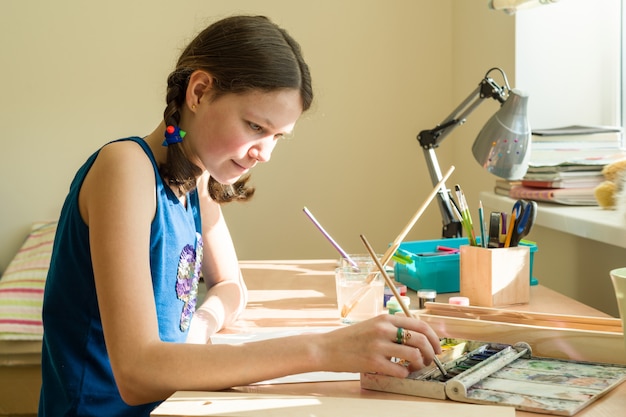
[383,282,407,306]
[417,289,437,309]
[387,296,411,315]
[449,296,470,306]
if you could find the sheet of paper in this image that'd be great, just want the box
[151,391,516,417]
[210,327,359,384]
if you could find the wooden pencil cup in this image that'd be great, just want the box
[459,245,530,307]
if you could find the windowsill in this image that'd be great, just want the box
[479,192,626,249]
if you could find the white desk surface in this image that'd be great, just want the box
[480,191,626,249]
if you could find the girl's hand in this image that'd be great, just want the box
[316,314,442,378]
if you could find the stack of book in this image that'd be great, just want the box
[530,125,623,167]
[506,164,604,206]
[495,125,626,206]
[494,178,521,197]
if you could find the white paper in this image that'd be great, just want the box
[211,327,359,384]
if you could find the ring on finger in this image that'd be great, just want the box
[395,327,404,344]
[402,329,412,345]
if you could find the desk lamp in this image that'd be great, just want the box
[417,67,530,238]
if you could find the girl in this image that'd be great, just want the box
[39,15,442,416]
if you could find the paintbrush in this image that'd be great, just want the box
[360,234,448,377]
[303,206,359,270]
[340,165,455,318]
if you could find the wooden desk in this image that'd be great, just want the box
[154,259,626,417]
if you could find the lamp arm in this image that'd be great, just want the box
[416,70,509,238]
[417,76,506,149]
[417,85,483,149]
[422,147,464,238]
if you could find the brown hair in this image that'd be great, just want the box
[160,15,313,203]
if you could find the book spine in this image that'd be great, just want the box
[521,180,559,188]
[509,187,555,202]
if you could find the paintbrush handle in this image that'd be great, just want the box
[360,235,407,314]
[361,234,447,376]
[303,206,359,269]
[362,165,456,285]
[391,166,455,246]
[362,242,399,285]
[341,165,456,315]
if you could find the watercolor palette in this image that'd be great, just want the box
[360,338,626,416]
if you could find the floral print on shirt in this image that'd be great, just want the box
[175,232,203,332]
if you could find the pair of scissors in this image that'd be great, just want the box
[507,200,536,247]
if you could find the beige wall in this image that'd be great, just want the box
[0,0,513,272]
[1,0,622,318]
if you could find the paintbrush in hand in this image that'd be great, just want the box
[360,233,447,377]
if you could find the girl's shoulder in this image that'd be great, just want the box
[97,137,157,172]
[100,136,153,157]
[82,138,160,207]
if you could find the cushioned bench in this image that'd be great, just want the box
[0,221,56,416]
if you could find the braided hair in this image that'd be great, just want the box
[160,15,313,203]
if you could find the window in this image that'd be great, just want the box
[515,0,622,149]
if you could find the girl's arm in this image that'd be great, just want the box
[186,171,248,344]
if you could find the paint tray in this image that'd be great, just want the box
[360,338,626,416]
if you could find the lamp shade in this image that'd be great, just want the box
[472,89,531,180]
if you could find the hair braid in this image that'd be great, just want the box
[160,68,201,194]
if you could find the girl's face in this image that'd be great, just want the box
[187,88,303,185]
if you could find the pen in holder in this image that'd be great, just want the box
[459,245,530,307]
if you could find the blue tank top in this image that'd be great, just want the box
[39,137,203,416]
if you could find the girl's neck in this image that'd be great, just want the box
[144,121,168,166]
[144,122,188,199]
